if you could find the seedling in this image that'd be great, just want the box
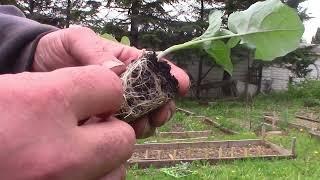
[104,0,304,122]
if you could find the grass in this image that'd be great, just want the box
[128,81,320,179]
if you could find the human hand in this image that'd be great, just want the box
[33,27,190,138]
[0,66,133,179]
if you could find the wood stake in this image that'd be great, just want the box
[219,147,223,158]
[272,118,276,130]
[231,147,234,157]
[257,146,262,155]
[261,123,266,140]
[187,148,191,158]
[173,150,177,160]
[244,147,248,157]
[145,149,149,159]
[168,154,174,160]
[157,150,161,160]
[291,137,297,157]
[205,148,209,158]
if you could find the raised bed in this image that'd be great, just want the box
[128,139,295,168]
[176,107,239,135]
[309,130,320,140]
[264,114,320,132]
[264,114,320,141]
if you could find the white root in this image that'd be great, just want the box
[116,52,172,121]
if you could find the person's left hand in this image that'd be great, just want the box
[33,27,190,138]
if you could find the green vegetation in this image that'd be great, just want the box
[158,0,304,74]
[128,81,320,179]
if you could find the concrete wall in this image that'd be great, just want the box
[261,66,291,92]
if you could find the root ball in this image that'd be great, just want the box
[116,52,178,122]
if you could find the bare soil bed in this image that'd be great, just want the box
[131,144,278,160]
[293,118,320,130]
[128,139,293,168]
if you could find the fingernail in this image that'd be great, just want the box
[103,59,125,69]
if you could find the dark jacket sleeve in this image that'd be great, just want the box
[0,5,59,74]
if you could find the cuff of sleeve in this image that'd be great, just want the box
[23,29,59,72]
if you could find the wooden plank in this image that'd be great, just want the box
[143,137,209,144]
[135,139,263,150]
[203,117,239,135]
[263,141,292,156]
[128,155,293,169]
[176,107,195,115]
[296,115,320,123]
[190,115,206,119]
[158,130,212,138]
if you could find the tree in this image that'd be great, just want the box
[0,0,17,5]
[102,0,181,48]
[312,28,320,44]
[14,0,103,29]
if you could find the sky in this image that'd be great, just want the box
[301,0,320,43]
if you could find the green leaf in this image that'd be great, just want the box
[203,40,233,74]
[228,0,304,60]
[218,29,234,36]
[196,10,223,40]
[227,37,240,48]
[101,33,117,42]
[120,36,131,46]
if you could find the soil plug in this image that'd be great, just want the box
[116,52,178,122]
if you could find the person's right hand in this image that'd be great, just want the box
[0,65,134,179]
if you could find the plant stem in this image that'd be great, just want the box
[157,34,236,59]
[157,28,300,59]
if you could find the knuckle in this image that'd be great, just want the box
[67,66,124,111]
[69,26,95,35]
[84,66,124,102]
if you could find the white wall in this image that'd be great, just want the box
[261,66,291,92]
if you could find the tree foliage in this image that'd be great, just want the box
[101,0,187,48]
[13,0,103,29]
